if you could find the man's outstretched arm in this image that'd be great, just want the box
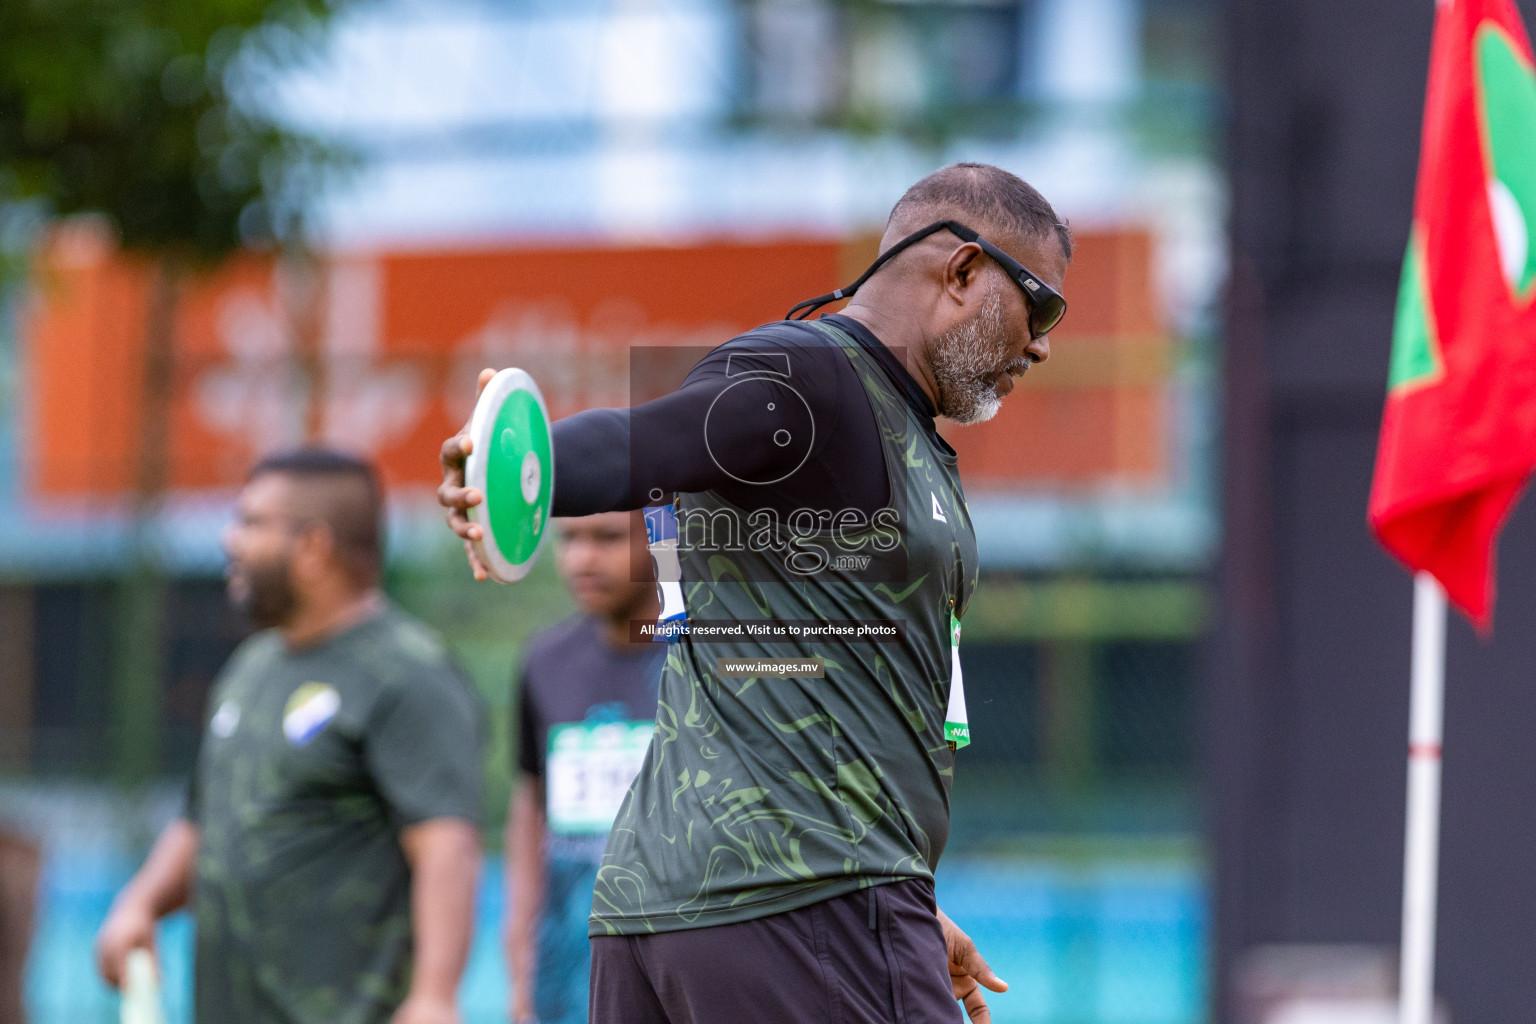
[438,337,858,577]
[392,817,481,1024]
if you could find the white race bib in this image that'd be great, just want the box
[944,610,970,749]
[546,720,654,834]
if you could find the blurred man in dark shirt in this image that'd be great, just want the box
[505,511,663,1024]
[98,451,485,1024]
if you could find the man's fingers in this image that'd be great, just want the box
[96,934,153,990]
[958,944,1007,993]
[464,540,489,582]
[950,972,992,1023]
[961,984,993,1024]
[436,372,497,585]
[439,488,479,515]
[439,434,472,484]
[441,509,481,544]
[975,964,1008,994]
[95,946,119,989]
[438,484,483,518]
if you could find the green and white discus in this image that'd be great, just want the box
[465,368,554,584]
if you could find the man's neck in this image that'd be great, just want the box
[281,588,386,650]
[836,302,940,411]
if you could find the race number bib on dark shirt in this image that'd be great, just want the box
[546,721,654,835]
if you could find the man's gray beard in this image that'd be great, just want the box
[931,282,1010,425]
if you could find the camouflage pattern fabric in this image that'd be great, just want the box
[187,606,484,1024]
[513,614,664,1023]
[591,319,979,936]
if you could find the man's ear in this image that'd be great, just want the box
[944,242,986,303]
[291,523,336,582]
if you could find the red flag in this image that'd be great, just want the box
[1369,0,1536,630]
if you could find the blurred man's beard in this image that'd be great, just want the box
[931,282,1010,426]
[230,558,298,628]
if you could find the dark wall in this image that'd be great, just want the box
[1218,1,1536,1022]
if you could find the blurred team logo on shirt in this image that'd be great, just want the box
[209,701,241,738]
[283,683,341,747]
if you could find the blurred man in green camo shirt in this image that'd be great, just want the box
[96,451,485,1024]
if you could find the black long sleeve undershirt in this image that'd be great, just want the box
[549,315,939,519]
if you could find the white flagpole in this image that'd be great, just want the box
[1399,571,1447,1024]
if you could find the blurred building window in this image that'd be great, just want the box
[732,0,1220,139]
[1095,640,1195,773]
[850,1,1024,116]
[737,0,1027,133]
[740,0,848,124]
[32,585,115,775]
[19,581,244,778]
[1140,0,1218,88]
[930,634,1199,777]
[1032,0,1141,105]
[958,641,1043,767]
[161,580,249,773]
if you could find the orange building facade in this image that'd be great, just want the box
[21,226,1173,501]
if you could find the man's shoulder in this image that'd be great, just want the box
[521,615,663,717]
[721,320,849,356]
[694,321,844,367]
[684,321,853,400]
[351,607,470,696]
[727,320,834,347]
[522,615,594,673]
[218,629,283,682]
[372,607,451,658]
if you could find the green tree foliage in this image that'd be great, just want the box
[0,0,352,780]
[0,0,345,260]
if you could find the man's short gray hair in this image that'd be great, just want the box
[888,162,1073,260]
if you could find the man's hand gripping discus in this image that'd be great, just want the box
[440,368,688,638]
[450,368,555,584]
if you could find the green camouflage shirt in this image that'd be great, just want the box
[591,319,979,935]
[187,605,483,1024]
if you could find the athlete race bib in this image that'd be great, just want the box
[546,721,654,834]
[944,609,971,749]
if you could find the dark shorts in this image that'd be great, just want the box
[589,878,963,1024]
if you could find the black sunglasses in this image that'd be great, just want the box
[786,220,1067,338]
